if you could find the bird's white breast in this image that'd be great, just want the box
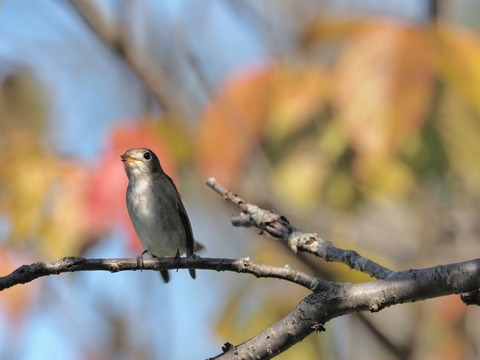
[126,177,186,257]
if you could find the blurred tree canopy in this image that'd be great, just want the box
[1,1,480,359]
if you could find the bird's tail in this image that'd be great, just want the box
[188,240,205,279]
[160,270,170,283]
[194,241,205,252]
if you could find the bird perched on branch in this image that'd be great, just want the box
[121,147,201,282]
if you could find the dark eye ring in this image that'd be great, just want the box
[143,151,151,160]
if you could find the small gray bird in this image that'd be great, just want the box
[121,147,198,282]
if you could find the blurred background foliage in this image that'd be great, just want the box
[1,0,480,359]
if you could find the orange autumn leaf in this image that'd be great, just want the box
[266,64,329,141]
[0,248,38,322]
[197,65,271,186]
[335,22,434,159]
[437,295,466,324]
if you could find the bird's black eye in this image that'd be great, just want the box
[143,151,151,160]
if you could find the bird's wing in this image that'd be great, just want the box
[176,197,195,257]
[176,194,196,279]
[164,174,196,279]
[164,175,195,256]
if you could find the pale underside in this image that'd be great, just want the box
[126,175,187,257]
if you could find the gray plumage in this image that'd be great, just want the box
[121,147,196,282]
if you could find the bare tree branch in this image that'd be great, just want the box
[210,258,480,359]
[207,177,394,280]
[5,177,479,359]
[3,249,479,359]
[0,256,324,291]
[66,0,181,115]
[283,237,413,360]
[461,289,480,306]
[207,178,480,359]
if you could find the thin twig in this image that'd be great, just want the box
[206,177,394,280]
[66,0,180,114]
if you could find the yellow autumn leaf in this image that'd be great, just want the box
[316,120,348,161]
[1,146,55,243]
[273,143,329,210]
[323,172,356,210]
[436,89,480,191]
[39,161,89,259]
[301,19,372,49]
[355,156,416,198]
[436,25,480,116]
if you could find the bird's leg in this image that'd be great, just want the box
[174,248,181,272]
[136,249,148,271]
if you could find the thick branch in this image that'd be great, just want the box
[0,256,324,291]
[207,178,394,280]
[211,258,480,359]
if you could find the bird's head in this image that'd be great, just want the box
[120,148,162,180]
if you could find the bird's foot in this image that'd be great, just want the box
[136,249,148,271]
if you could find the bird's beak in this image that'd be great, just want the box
[121,155,140,164]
